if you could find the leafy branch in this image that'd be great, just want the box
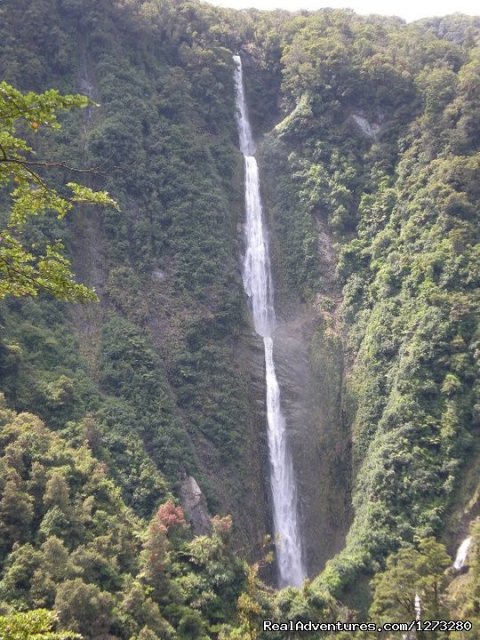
[0,81,118,302]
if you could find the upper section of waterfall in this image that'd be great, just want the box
[233,55,256,156]
[233,56,275,338]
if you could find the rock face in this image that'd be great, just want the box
[180,475,212,536]
[272,305,350,575]
[257,138,352,577]
[352,113,381,139]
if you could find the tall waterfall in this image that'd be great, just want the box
[233,55,305,587]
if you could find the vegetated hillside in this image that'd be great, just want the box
[0,0,272,548]
[0,0,480,637]
[259,11,480,604]
[254,8,480,627]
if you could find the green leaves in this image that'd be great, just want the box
[0,232,97,302]
[370,537,451,629]
[0,609,80,639]
[0,82,116,302]
[0,82,89,130]
[66,183,117,210]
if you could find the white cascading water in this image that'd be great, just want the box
[233,54,305,587]
[453,536,472,570]
[414,593,422,620]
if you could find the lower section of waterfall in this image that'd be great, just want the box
[265,336,305,587]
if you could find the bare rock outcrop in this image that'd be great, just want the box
[180,475,212,536]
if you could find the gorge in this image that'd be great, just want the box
[0,1,479,638]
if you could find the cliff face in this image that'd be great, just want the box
[257,136,350,576]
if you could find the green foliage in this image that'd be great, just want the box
[0,398,253,638]
[0,608,80,640]
[0,0,261,535]
[1,0,480,633]
[0,298,98,427]
[54,579,114,638]
[370,538,451,633]
[0,82,116,301]
[256,8,480,598]
[448,521,480,637]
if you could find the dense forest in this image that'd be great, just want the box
[0,0,479,637]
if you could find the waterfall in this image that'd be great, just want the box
[453,536,472,570]
[414,593,422,620]
[233,54,305,587]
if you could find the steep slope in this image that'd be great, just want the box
[0,398,251,638]
[246,10,480,600]
[0,0,270,557]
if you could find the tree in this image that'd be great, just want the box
[54,578,114,638]
[370,538,451,639]
[0,82,117,301]
[44,473,70,511]
[141,512,170,596]
[0,608,80,640]
[0,472,34,551]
